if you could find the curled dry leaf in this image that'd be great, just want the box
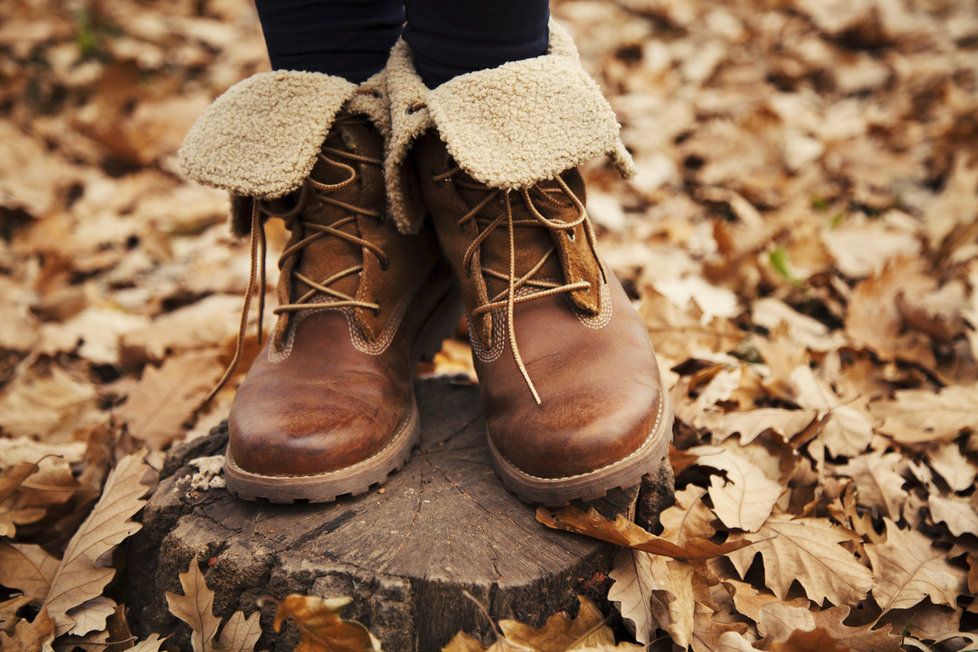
[691,445,783,532]
[725,515,873,606]
[165,557,261,652]
[41,451,156,636]
[926,444,977,492]
[833,451,907,521]
[498,595,642,651]
[0,367,102,442]
[695,408,818,445]
[0,461,45,538]
[872,385,978,444]
[0,543,59,603]
[928,494,978,537]
[0,607,54,652]
[165,559,221,652]
[273,595,377,652]
[865,519,968,613]
[536,506,756,560]
[116,350,224,450]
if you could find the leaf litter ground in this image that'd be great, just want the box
[1,0,977,649]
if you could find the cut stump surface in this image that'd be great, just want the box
[125,378,674,650]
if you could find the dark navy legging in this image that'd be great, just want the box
[254,0,550,88]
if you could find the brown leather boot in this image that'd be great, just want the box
[179,71,458,502]
[383,23,672,505]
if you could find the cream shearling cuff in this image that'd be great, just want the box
[384,20,636,234]
[178,70,389,237]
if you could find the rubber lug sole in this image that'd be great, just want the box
[488,394,674,507]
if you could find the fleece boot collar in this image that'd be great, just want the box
[178,70,389,236]
[383,20,636,234]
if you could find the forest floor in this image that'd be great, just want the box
[1,0,977,649]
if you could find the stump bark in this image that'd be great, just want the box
[125,378,674,651]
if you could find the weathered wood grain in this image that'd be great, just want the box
[125,378,674,650]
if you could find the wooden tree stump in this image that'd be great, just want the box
[125,379,674,651]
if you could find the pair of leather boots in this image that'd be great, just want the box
[179,23,672,506]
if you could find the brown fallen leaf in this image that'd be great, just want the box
[872,385,978,444]
[116,350,224,450]
[762,605,904,651]
[691,445,783,532]
[725,515,873,606]
[0,543,59,603]
[536,506,757,560]
[833,451,908,521]
[165,559,221,652]
[0,607,54,652]
[865,519,968,613]
[608,549,656,645]
[769,628,849,652]
[130,633,168,651]
[845,259,936,370]
[926,444,977,492]
[166,557,261,652]
[441,632,485,652]
[42,451,156,636]
[695,408,818,445]
[273,595,377,652]
[928,494,978,537]
[789,365,873,458]
[0,367,102,442]
[499,595,642,651]
[0,596,31,633]
[0,461,46,538]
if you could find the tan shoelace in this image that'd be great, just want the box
[205,143,385,404]
[432,168,600,404]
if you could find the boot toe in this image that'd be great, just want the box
[227,375,409,477]
[487,379,663,480]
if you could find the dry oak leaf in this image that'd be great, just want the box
[0,461,47,538]
[927,444,977,492]
[37,307,149,365]
[759,605,903,652]
[691,445,783,532]
[536,506,756,560]
[443,597,642,651]
[695,408,818,445]
[41,451,156,636]
[659,485,716,544]
[0,367,101,442]
[789,365,873,458]
[872,385,978,444]
[609,550,695,647]
[273,594,377,652]
[725,515,873,606]
[845,259,936,370]
[608,550,657,646]
[833,451,907,521]
[0,596,31,633]
[0,543,59,603]
[769,628,850,652]
[498,595,641,651]
[116,350,224,450]
[0,607,54,652]
[865,519,967,613]
[608,486,718,645]
[928,494,978,537]
[165,558,261,652]
[130,633,168,651]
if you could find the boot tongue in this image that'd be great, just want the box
[286,132,364,305]
[455,181,568,300]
